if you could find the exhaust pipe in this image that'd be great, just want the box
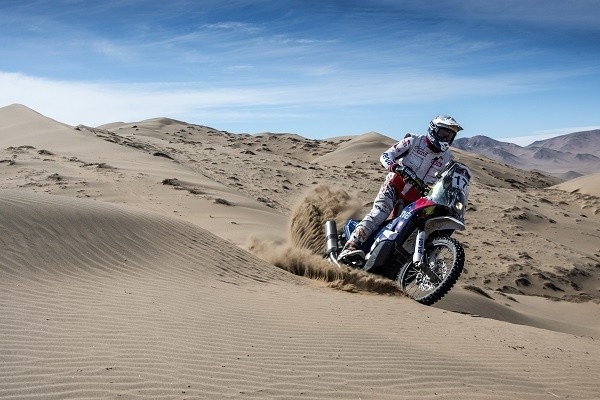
[324,220,338,256]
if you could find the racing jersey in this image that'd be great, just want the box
[380,135,453,200]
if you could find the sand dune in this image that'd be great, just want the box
[552,172,600,197]
[1,104,599,399]
[311,132,395,166]
[1,190,599,399]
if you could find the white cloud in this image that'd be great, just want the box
[0,69,593,129]
[2,71,345,124]
[92,39,135,61]
[532,126,600,136]
[225,65,254,72]
[203,22,262,34]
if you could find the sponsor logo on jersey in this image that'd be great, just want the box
[382,152,393,165]
[414,145,428,157]
[382,185,395,200]
[431,156,444,168]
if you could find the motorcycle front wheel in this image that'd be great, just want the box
[397,236,464,306]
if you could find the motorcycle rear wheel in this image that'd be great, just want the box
[397,236,464,306]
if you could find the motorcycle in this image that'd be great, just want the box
[324,160,471,305]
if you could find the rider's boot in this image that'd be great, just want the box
[337,240,365,265]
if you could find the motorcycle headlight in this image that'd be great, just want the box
[454,201,464,212]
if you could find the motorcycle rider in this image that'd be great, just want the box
[337,115,463,264]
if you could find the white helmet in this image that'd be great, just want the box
[427,115,462,152]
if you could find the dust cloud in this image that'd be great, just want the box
[250,185,403,295]
[289,185,361,254]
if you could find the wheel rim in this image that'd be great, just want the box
[401,243,454,301]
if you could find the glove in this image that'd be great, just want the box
[393,165,429,195]
[418,183,431,196]
[392,164,417,182]
[390,163,403,174]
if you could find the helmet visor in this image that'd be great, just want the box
[436,127,456,142]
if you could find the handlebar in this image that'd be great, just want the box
[393,165,431,196]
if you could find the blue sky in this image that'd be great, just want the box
[1,0,599,144]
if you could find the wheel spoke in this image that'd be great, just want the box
[397,237,462,304]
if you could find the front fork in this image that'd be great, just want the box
[412,221,443,284]
[412,220,426,266]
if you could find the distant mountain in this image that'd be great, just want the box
[453,130,600,179]
[529,129,600,155]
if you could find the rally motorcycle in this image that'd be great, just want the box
[324,160,471,305]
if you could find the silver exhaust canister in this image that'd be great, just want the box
[324,220,338,256]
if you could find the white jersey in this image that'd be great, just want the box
[380,135,453,186]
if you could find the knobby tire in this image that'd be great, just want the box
[397,236,464,306]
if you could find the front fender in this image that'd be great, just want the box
[424,216,465,235]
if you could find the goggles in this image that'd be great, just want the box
[436,127,456,142]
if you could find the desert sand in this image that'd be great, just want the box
[0,103,598,399]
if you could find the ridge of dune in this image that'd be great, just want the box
[0,103,74,145]
[0,107,289,246]
[0,189,285,283]
[437,287,600,338]
[551,172,600,197]
[0,103,71,126]
[311,131,395,166]
[0,103,135,155]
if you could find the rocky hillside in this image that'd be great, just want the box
[454,130,600,179]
